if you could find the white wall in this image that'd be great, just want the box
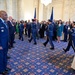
[1,0,75,21]
[44,0,75,21]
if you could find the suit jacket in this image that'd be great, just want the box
[63,25,68,34]
[0,19,9,48]
[27,22,31,30]
[7,21,14,35]
[71,27,75,47]
[40,24,45,31]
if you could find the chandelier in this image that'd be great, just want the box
[41,0,52,6]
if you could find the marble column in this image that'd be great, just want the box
[17,0,24,20]
[0,0,6,11]
[18,0,35,20]
[43,5,47,21]
[6,0,13,17]
[70,0,75,21]
[38,0,44,21]
[12,0,18,20]
[63,0,71,21]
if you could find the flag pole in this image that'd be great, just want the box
[50,7,53,22]
[34,8,36,20]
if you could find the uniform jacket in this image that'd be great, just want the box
[0,19,9,48]
[47,24,54,36]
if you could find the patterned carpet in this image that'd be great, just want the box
[7,36,75,75]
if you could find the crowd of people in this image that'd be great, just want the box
[0,10,75,74]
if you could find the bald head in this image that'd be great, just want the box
[8,16,13,21]
[0,10,8,21]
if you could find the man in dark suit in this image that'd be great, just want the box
[26,20,31,38]
[63,22,69,42]
[39,21,45,38]
[43,22,49,47]
[7,16,15,48]
[0,10,9,74]
[12,19,16,43]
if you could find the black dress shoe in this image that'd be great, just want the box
[8,47,11,49]
[43,43,46,47]
[6,67,11,71]
[0,72,3,74]
[22,40,24,41]
[7,56,11,59]
[50,47,54,50]
[0,71,8,75]
[13,41,16,43]
[28,40,31,43]
[19,38,21,40]
[34,42,37,45]
[63,48,67,53]
[11,46,14,48]
[64,40,67,42]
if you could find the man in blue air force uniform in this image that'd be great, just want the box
[28,19,37,45]
[47,19,54,50]
[18,20,24,41]
[0,10,9,74]
[63,22,75,52]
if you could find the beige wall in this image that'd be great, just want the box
[0,0,75,21]
[0,0,38,21]
[44,0,75,21]
[18,0,34,20]
[0,0,6,11]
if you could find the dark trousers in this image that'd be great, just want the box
[25,29,27,35]
[10,34,14,47]
[28,30,31,38]
[65,39,75,52]
[0,48,8,72]
[49,36,54,48]
[53,31,57,41]
[19,31,24,41]
[43,36,49,45]
[13,34,15,42]
[64,33,68,42]
[29,35,36,43]
[39,29,44,38]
